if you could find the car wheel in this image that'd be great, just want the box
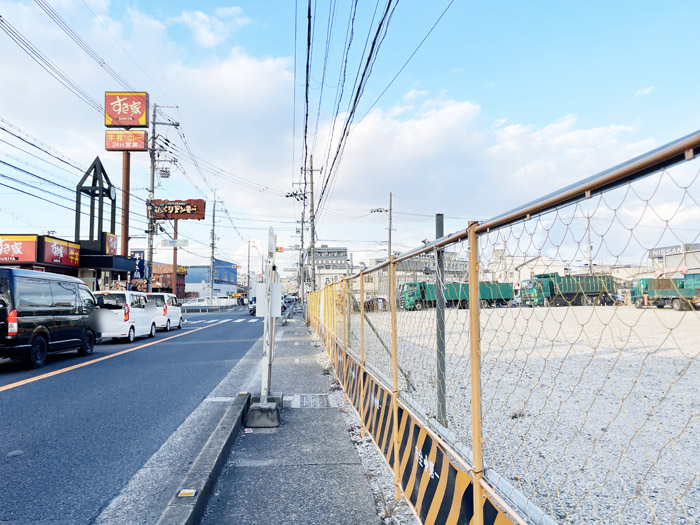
[29,336,48,369]
[126,326,135,343]
[634,297,644,309]
[672,299,682,311]
[165,319,171,332]
[178,317,183,329]
[78,330,95,356]
[149,323,156,337]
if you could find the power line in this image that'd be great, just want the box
[355,0,454,124]
[0,14,102,112]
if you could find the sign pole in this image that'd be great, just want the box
[120,151,130,257]
[172,219,178,298]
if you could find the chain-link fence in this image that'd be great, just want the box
[307,131,700,524]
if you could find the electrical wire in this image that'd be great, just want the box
[0,15,102,113]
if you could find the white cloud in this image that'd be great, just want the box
[173,8,251,48]
[635,86,654,96]
[0,1,669,272]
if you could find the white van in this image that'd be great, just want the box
[146,293,183,331]
[95,291,157,343]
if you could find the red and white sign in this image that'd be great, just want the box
[42,237,80,267]
[0,235,37,263]
[151,199,206,220]
[105,92,149,128]
[104,233,118,255]
[105,130,148,151]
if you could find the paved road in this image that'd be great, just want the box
[0,307,263,524]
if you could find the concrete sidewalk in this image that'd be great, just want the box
[199,314,383,525]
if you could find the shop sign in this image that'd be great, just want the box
[105,130,148,151]
[105,92,149,128]
[151,199,206,220]
[0,235,38,263]
[104,233,118,255]
[43,237,80,267]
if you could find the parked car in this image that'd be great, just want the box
[146,293,183,331]
[95,290,156,343]
[0,268,99,369]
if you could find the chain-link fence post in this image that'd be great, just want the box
[389,255,401,501]
[436,213,447,427]
[468,221,485,525]
[360,270,366,439]
[343,277,348,403]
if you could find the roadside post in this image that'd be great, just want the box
[245,227,283,427]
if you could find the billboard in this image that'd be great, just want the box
[105,130,148,151]
[130,251,145,280]
[105,92,149,128]
[0,235,38,263]
[42,237,80,267]
[151,199,206,220]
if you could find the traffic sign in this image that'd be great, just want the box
[160,239,189,248]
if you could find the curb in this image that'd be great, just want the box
[156,392,250,525]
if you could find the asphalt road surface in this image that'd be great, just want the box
[0,307,263,524]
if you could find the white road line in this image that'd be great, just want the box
[218,319,232,324]
[234,319,246,323]
[247,319,259,323]
[186,320,205,324]
[204,320,218,324]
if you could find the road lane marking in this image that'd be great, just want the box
[234,319,245,323]
[204,320,218,323]
[0,320,232,393]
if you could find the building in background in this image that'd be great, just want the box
[151,264,187,298]
[303,245,350,289]
[185,258,238,298]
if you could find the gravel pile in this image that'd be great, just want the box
[334,305,700,524]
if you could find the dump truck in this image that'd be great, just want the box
[630,274,700,311]
[398,281,514,310]
[520,273,615,307]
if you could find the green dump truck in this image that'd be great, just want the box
[630,274,700,311]
[520,273,615,307]
[398,281,514,310]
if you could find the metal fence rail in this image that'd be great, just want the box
[307,130,700,524]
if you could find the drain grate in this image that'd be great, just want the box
[288,394,336,408]
[293,341,312,346]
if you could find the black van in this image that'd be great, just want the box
[0,268,99,369]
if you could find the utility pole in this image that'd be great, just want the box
[587,213,593,274]
[209,191,216,305]
[309,155,317,291]
[146,103,157,292]
[371,192,393,262]
[247,237,251,299]
[146,103,179,292]
[388,192,393,259]
[299,212,305,304]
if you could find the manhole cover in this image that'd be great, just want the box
[288,394,336,408]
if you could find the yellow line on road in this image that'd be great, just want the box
[0,320,230,393]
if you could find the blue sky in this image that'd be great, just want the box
[0,1,698,272]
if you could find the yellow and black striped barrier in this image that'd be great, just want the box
[339,348,513,525]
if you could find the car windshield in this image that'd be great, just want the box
[97,293,126,309]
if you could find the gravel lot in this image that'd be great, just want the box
[339,304,700,524]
